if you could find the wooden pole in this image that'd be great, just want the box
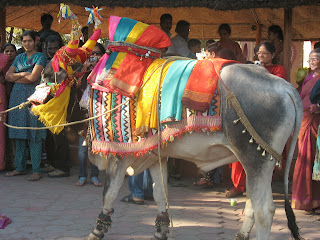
[0,7,6,47]
[255,24,262,46]
[283,8,292,82]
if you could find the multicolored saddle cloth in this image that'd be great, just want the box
[89,88,221,157]
[87,15,237,157]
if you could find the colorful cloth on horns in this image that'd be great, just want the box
[90,87,221,157]
[181,58,238,112]
[87,16,171,98]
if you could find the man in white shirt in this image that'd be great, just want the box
[166,20,191,57]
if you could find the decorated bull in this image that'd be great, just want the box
[39,14,303,240]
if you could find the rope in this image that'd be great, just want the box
[220,78,282,163]
[154,56,191,235]
[2,99,130,130]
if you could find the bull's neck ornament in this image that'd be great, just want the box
[221,77,282,167]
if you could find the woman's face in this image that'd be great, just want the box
[89,46,104,67]
[218,29,230,41]
[308,53,320,72]
[3,45,17,61]
[205,50,215,59]
[268,31,277,42]
[257,45,275,66]
[22,35,36,52]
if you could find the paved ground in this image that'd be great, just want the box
[0,167,319,240]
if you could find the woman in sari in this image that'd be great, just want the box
[217,24,245,63]
[5,31,47,181]
[291,48,320,212]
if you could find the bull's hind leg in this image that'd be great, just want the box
[87,156,130,240]
[149,158,170,240]
[245,167,275,240]
[235,179,254,240]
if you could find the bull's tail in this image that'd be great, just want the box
[284,88,303,240]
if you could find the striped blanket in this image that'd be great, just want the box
[90,89,221,157]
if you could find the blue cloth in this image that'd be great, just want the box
[78,136,99,178]
[160,60,196,124]
[15,139,42,173]
[129,169,153,200]
[8,52,47,141]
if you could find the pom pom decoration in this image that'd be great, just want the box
[57,3,76,23]
[85,6,103,30]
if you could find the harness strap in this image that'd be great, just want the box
[219,76,282,163]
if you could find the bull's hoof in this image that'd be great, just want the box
[151,235,168,240]
[234,233,249,240]
[87,231,104,240]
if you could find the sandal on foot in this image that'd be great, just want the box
[27,172,41,181]
[225,188,243,198]
[193,178,208,186]
[76,177,87,186]
[120,195,144,205]
[90,177,102,187]
[5,170,26,177]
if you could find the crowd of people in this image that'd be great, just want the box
[0,13,319,214]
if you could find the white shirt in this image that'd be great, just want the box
[166,34,191,57]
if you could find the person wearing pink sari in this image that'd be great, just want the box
[0,53,10,170]
[292,48,320,211]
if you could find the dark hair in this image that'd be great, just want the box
[45,35,64,48]
[205,42,221,54]
[175,20,190,33]
[258,41,276,54]
[188,39,201,49]
[21,30,39,42]
[160,13,172,22]
[218,24,231,34]
[3,43,17,52]
[81,26,89,33]
[206,39,215,47]
[94,42,106,54]
[310,47,320,56]
[41,13,53,24]
[268,25,283,42]
[314,42,320,50]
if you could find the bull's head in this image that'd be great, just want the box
[41,59,83,85]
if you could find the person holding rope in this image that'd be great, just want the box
[4,31,47,181]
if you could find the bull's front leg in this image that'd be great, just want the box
[87,156,130,240]
[149,157,170,240]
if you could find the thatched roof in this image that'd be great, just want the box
[3,1,320,40]
[3,0,320,10]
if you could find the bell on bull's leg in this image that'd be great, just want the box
[153,211,170,240]
[87,209,113,240]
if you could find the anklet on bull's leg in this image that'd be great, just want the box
[153,211,170,240]
[97,209,113,232]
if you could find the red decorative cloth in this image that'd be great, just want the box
[109,25,171,98]
[181,58,238,112]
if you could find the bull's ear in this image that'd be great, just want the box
[55,69,67,83]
